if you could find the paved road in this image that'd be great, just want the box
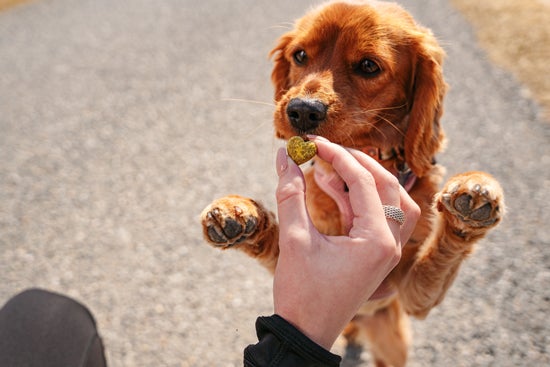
[1,0,548,366]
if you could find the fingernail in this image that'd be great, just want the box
[308,135,329,143]
[276,147,288,176]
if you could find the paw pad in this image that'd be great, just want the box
[438,173,504,229]
[202,201,260,248]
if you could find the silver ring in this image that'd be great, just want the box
[383,205,405,225]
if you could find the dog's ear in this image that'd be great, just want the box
[404,29,447,177]
[269,33,294,101]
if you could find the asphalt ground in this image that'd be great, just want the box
[1,0,549,366]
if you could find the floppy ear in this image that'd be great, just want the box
[269,33,294,101]
[404,29,447,178]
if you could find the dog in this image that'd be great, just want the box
[201,1,504,365]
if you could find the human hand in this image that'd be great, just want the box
[273,136,420,350]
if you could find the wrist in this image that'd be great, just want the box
[274,307,340,350]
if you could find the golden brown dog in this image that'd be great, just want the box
[201,1,504,365]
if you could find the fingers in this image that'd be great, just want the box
[346,148,402,206]
[347,149,420,244]
[311,137,390,237]
[277,136,420,248]
[397,186,421,246]
[311,136,419,244]
[275,148,313,245]
[344,148,406,239]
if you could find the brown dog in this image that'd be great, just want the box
[201,1,504,366]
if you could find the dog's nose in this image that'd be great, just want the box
[286,98,327,132]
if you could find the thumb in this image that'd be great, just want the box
[275,148,311,235]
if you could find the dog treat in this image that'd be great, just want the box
[287,136,317,165]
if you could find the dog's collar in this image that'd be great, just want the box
[313,145,417,234]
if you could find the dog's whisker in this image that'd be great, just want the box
[367,121,388,140]
[358,112,405,137]
[348,104,407,137]
[346,112,392,141]
[361,102,408,113]
[222,98,275,107]
[268,22,294,31]
[220,98,274,138]
[344,130,358,148]
[376,114,406,136]
[243,120,272,139]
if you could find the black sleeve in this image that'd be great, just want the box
[243,314,341,367]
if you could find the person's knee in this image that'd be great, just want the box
[0,288,107,367]
[2,288,97,329]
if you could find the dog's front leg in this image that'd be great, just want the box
[399,171,504,318]
[201,195,280,273]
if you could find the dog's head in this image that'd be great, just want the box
[270,1,447,177]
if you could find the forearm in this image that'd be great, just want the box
[400,219,473,318]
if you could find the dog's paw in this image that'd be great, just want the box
[201,195,262,248]
[437,172,504,232]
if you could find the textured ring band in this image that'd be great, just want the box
[383,205,405,225]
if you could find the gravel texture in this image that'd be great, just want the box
[1,0,549,366]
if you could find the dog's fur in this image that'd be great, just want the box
[201,1,504,366]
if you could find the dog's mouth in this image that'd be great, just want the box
[275,98,384,151]
[275,88,410,153]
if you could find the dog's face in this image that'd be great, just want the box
[270,1,447,177]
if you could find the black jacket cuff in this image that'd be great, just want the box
[243,314,341,367]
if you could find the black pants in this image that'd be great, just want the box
[0,289,107,367]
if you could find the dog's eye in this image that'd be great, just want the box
[293,50,308,65]
[357,58,381,77]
